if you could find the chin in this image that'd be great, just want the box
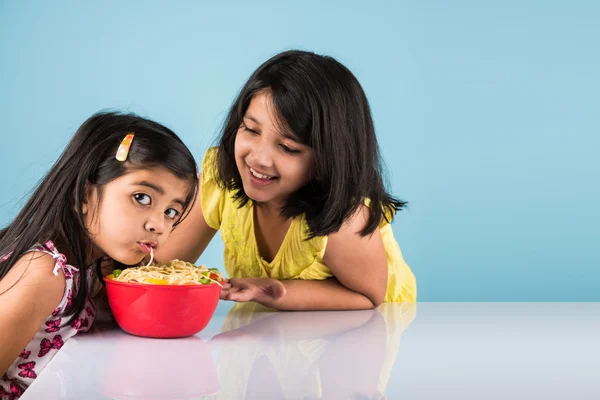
[110,253,145,267]
[244,189,272,204]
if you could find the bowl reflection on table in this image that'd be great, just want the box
[102,333,219,399]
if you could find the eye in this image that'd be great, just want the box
[134,193,151,205]
[241,122,259,135]
[280,144,300,154]
[165,208,180,220]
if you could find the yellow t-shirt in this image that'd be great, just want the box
[201,148,417,302]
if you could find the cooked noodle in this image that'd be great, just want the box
[111,248,223,286]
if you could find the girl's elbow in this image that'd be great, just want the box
[363,284,386,308]
[370,292,385,308]
[371,278,388,307]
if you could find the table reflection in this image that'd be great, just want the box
[205,303,417,399]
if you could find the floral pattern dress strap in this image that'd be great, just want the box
[40,241,79,279]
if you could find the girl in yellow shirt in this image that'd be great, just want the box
[158,50,416,310]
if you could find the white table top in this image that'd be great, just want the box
[21,302,600,399]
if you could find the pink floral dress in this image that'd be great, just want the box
[0,241,98,399]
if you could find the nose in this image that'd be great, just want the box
[248,138,274,169]
[144,210,165,235]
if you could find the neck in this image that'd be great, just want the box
[255,200,290,221]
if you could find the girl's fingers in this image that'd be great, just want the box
[228,278,243,288]
[219,288,229,300]
[227,287,256,303]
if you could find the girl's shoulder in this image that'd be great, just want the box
[322,203,390,261]
[201,147,219,179]
[0,242,67,290]
[0,244,67,336]
[203,146,218,160]
[28,241,81,279]
[200,147,232,230]
[0,241,83,308]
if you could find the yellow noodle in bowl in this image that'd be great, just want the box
[106,259,224,287]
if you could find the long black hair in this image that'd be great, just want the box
[0,111,198,319]
[216,49,406,239]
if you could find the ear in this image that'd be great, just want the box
[81,182,97,215]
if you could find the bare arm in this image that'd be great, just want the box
[268,279,379,310]
[320,204,388,306]
[0,253,65,375]
[154,174,217,263]
[224,205,389,311]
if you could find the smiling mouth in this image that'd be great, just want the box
[249,167,277,180]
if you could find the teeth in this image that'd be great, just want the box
[250,167,274,180]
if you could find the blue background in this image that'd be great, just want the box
[1,1,598,301]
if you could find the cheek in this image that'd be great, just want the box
[96,198,134,232]
[233,137,242,159]
[286,160,312,182]
[235,132,255,154]
[159,229,173,245]
[234,139,249,168]
[100,198,124,220]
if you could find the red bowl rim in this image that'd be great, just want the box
[103,276,222,290]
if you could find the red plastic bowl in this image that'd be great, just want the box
[104,278,221,338]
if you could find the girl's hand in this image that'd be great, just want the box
[220,278,286,305]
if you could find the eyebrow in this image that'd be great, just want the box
[133,181,186,207]
[244,114,261,125]
[243,114,303,144]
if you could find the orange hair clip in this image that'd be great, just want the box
[116,133,135,161]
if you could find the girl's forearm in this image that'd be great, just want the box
[261,278,377,311]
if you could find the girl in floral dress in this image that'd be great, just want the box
[0,111,198,398]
